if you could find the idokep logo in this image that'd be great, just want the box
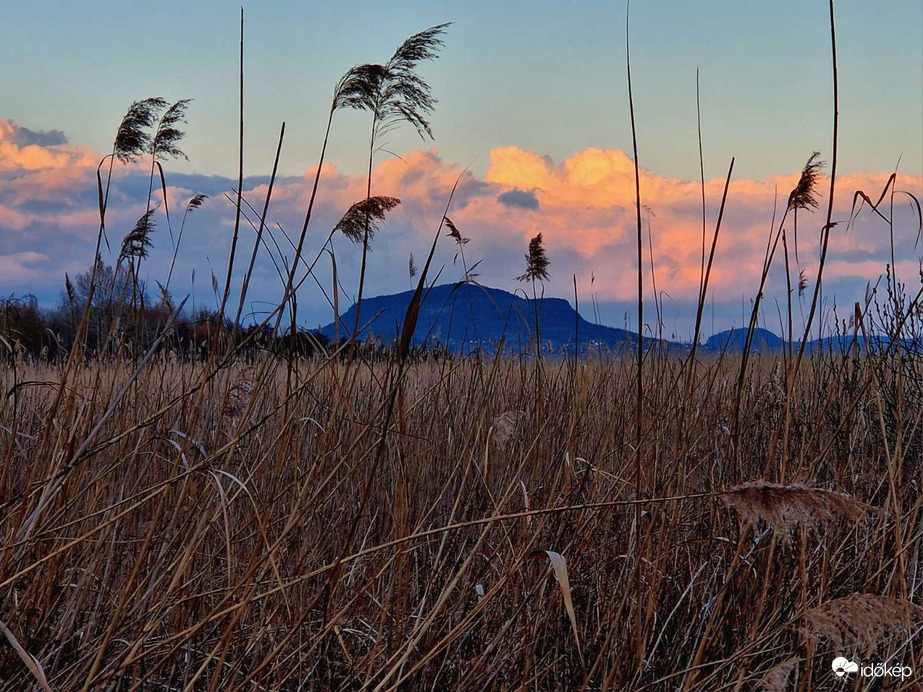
[832,656,913,681]
[832,657,858,677]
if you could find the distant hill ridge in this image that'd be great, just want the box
[317,283,900,354]
[319,283,643,353]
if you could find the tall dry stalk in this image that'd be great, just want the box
[625,0,646,664]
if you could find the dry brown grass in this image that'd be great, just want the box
[3,6,922,689]
[0,347,921,690]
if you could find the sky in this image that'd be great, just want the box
[1,1,922,339]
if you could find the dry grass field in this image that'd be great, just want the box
[2,3,922,689]
[1,343,921,689]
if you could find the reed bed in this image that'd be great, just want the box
[2,4,922,689]
[1,347,921,689]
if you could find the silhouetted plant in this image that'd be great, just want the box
[151,99,192,161]
[516,233,550,283]
[334,196,401,245]
[343,23,450,340]
[144,99,192,231]
[516,233,550,356]
[444,215,474,278]
[166,194,209,290]
[75,98,170,360]
[119,210,157,265]
[788,150,825,265]
[113,98,169,164]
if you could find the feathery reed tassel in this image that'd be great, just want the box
[113,97,168,163]
[787,151,825,212]
[758,658,798,692]
[491,410,525,447]
[334,196,401,244]
[800,594,923,652]
[516,233,550,282]
[723,481,877,533]
[119,209,157,263]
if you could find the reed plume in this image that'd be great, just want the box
[343,23,450,341]
[516,233,550,282]
[492,410,525,447]
[722,481,876,533]
[444,216,469,246]
[119,209,157,263]
[334,196,401,244]
[113,97,168,163]
[151,99,192,160]
[758,658,798,692]
[787,151,825,212]
[800,594,923,652]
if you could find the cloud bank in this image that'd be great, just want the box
[1,116,920,338]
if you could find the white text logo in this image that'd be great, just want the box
[832,657,912,681]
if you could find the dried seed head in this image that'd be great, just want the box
[334,196,401,244]
[723,481,877,536]
[119,209,157,263]
[113,97,168,163]
[788,151,825,212]
[516,233,550,282]
[492,410,526,447]
[800,594,923,654]
[758,658,799,692]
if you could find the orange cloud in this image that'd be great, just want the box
[0,119,96,171]
[477,146,923,303]
[2,120,921,334]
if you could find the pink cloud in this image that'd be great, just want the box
[0,119,96,171]
[1,119,920,333]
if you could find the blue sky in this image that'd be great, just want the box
[2,0,920,181]
[1,1,921,337]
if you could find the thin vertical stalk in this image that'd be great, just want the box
[219,8,245,323]
[235,122,286,333]
[792,0,839,377]
[625,0,645,663]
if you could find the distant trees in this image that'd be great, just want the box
[0,261,331,363]
[0,296,61,361]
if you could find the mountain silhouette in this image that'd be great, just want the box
[706,327,783,352]
[319,283,649,354]
[317,283,906,355]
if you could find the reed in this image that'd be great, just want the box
[1,2,921,689]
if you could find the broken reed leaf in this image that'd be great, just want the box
[0,618,52,692]
[334,196,401,244]
[531,550,583,663]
